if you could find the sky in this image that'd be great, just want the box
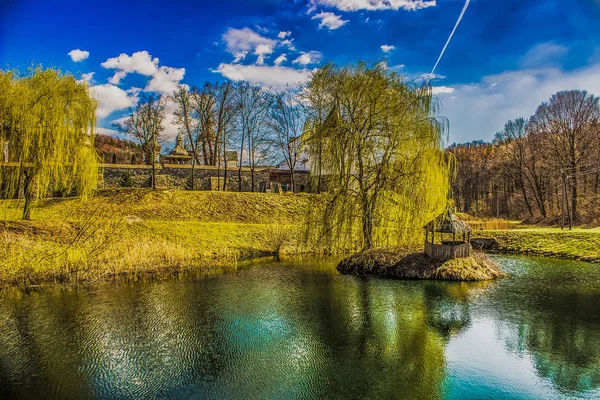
[1,0,600,145]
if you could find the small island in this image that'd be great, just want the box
[337,211,506,281]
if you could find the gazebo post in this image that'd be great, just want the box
[467,231,471,255]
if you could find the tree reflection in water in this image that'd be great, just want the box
[0,255,600,399]
[486,255,600,396]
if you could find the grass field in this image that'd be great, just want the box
[3,189,600,287]
[473,227,600,262]
[0,190,312,287]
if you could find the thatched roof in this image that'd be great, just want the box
[424,210,472,233]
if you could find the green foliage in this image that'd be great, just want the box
[303,61,451,251]
[0,66,99,219]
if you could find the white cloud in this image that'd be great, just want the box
[145,66,187,94]
[389,64,405,72]
[214,63,314,90]
[381,44,395,53]
[311,11,348,30]
[233,51,247,63]
[90,84,140,118]
[311,0,436,11]
[418,72,445,80]
[431,86,455,95]
[292,51,323,66]
[278,31,292,39]
[437,63,600,143]
[68,49,90,62]
[222,27,277,55]
[519,42,569,68]
[101,50,185,94]
[78,72,95,84]
[274,54,288,66]
[280,39,296,51]
[101,50,159,76]
[108,71,127,85]
[255,44,274,65]
[161,99,180,141]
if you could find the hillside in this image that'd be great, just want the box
[94,134,145,164]
[0,190,313,287]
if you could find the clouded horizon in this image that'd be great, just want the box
[2,0,600,145]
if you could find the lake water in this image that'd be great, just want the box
[1,255,599,399]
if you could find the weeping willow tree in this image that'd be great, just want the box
[0,67,99,220]
[303,61,451,251]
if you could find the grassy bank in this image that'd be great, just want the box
[473,228,600,262]
[0,190,313,287]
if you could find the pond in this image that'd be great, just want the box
[1,255,600,399]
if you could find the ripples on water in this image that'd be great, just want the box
[1,255,600,399]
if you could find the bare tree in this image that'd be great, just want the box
[236,82,271,192]
[172,85,199,189]
[114,93,167,190]
[212,81,238,190]
[268,88,306,192]
[530,90,600,221]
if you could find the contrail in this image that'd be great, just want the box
[426,0,470,85]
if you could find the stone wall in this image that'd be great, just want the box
[102,164,274,192]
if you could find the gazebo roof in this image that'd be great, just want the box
[424,210,472,233]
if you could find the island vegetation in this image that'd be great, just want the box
[1,62,600,287]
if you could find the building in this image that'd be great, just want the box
[424,210,472,260]
[162,133,192,165]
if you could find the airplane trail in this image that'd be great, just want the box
[426,0,471,85]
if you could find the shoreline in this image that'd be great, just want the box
[2,190,600,288]
[473,229,600,263]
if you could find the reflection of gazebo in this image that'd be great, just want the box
[424,210,472,260]
[162,133,192,165]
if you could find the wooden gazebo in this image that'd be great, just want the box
[424,210,472,261]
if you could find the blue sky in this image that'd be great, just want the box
[2,0,600,144]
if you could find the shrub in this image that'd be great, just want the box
[120,172,134,187]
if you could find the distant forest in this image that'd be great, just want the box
[95,134,144,164]
[448,90,600,225]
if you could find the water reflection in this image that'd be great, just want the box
[485,255,600,396]
[0,255,599,399]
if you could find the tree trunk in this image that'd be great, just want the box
[362,203,374,250]
[571,174,577,223]
[223,146,228,192]
[151,149,156,190]
[190,157,196,190]
[290,169,295,193]
[22,173,33,221]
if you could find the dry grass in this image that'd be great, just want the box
[337,247,506,281]
[454,213,516,230]
[0,190,311,287]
